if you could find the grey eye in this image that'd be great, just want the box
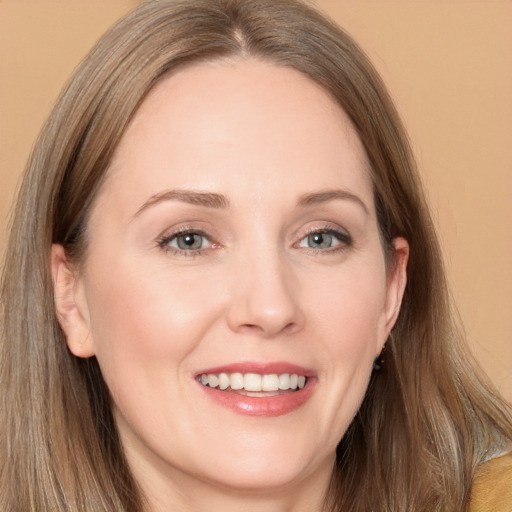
[160,232,211,252]
[175,233,205,250]
[305,232,334,249]
[299,231,342,250]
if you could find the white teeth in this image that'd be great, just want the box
[244,373,262,391]
[262,374,279,391]
[199,372,307,392]
[208,374,219,388]
[219,372,230,390]
[278,373,290,390]
[230,373,244,390]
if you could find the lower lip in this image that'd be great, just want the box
[197,379,317,417]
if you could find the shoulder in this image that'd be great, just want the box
[470,452,512,512]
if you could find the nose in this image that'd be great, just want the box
[226,251,305,338]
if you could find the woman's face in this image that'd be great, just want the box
[54,59,407,503]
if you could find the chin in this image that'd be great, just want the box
[189,432,329,493]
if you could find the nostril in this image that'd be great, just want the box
[235,319,301,338]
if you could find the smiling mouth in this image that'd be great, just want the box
[197,372,307,396]
[196,366,316,416]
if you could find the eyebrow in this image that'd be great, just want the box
[133,187,368,218]
[133,189,230,217]
[297,189,369,214]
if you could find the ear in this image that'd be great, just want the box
[51,244,95,358]
[378,237,409,353]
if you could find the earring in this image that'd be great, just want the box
[373,347,386,372]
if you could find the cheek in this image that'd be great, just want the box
[304,262,387,440]
[83,258,224,391]
[310,262,387,354]
[317,281,384,392]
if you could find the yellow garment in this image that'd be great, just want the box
[470,453,512,512]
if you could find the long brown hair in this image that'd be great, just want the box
[1,1,510,510]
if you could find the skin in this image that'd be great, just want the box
[52,59,408,512]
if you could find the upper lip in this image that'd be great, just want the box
[195,361,316,378]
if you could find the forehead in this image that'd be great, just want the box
[98,58,373,215]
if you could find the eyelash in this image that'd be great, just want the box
[157,228,213,258]
[295,226,352,254]
[156,225,352,257]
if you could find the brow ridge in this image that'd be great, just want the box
[297,189,368,213]
[134,187,367,218]
[134,189,230,217]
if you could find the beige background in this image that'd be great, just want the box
[1,1,511,401]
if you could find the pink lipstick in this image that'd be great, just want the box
[195,361,317,417]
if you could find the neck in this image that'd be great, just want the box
[148,480,332,512]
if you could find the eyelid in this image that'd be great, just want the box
[293,224,353,251]
[155,222,352,257]
[156,226,218,256]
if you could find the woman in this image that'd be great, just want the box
[1,1,511,510]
